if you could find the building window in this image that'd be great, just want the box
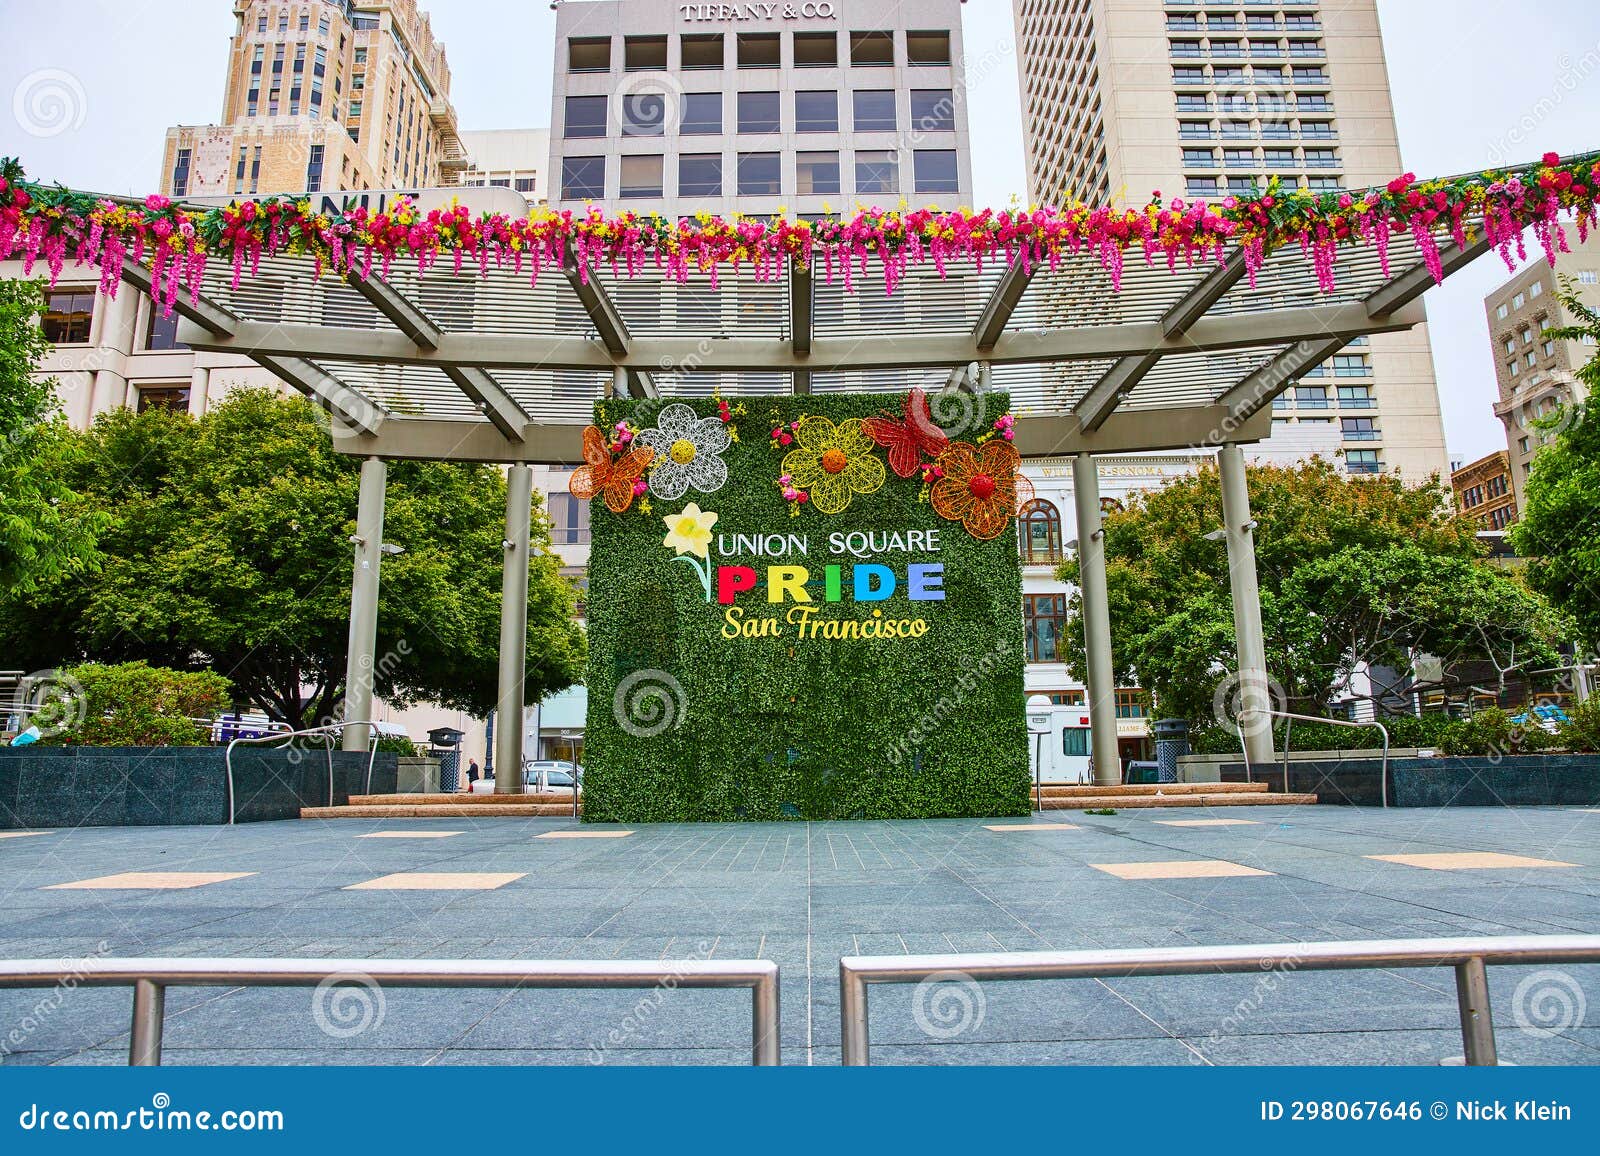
[681,32,723,70]
[137,385,191,414]
[1062,727,1089,757]
[910,89,955,132]
[568,36,611,73]
[546,491,591,545]
[1578,270,1599,284]
[795,90,838,132]
[853,89,896,131]
[564,95,607,138]
[41,290,94,344]
[681,92,722,135]
[561,156,606,200]
[796,151,840,196]
[305,143,324,192]
[793,31,837,67]
[1345,449,1381,474]
[1528,279,1543,297]
[1332,355,1370,377]
[1294,385,1329,408]
[1183,147,1217,168]
[737,32,780,68]
[514,176,535,193]
[738,91,781,133]
[1115,689,1147,719]
[1019,499,1063,564]
[622,92,668,137]
[906,30,950,65]
[737,152,781,196]
[145,306,186,352]
[1512,291,1525,309]
[1024,593,1068,664]
[913,150,959,194]
[1341,416,1378,441]
[624,35,667,71]
[678,153,722,197]
[250,146,261,194]
[619,155,663,199]
[850,30,895,66]
[1336,385,1373,408]
[854,150,899,196]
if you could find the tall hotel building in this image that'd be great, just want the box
[1012,0,1450,483]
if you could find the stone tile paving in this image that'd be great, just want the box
[0,804,1597,1066]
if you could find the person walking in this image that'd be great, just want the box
[465,758,481,791]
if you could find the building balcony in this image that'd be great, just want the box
[1346,461,1385,475]
[1341,430,1381,442]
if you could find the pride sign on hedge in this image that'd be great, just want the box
[582,393,1031,823]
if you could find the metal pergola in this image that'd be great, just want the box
[142,209,1491,793]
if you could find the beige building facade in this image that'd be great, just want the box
[1012,0,1450,483]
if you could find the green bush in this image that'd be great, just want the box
[375,735,418,757]
[1556,698,1600,753]
[42,662,231,746]
[1437,708,1556,757]
[1188,711,1456,756]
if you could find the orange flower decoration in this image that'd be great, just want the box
[569,425,656,514]
[930,439,1033,540]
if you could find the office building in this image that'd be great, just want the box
[1450,450,1517,531]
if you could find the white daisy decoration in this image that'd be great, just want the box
[634,403,732,500]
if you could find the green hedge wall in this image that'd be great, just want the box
[583,391,1030,822]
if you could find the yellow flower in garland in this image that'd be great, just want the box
[781,416,886,515]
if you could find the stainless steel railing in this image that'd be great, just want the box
[839,934,1600,1066]
[0,957,781,1066]
[1238,707,1390,806]
[223,721,381,824]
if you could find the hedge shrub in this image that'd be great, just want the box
[44,661,231,746]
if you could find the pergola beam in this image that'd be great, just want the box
[1364,235,1493,318]
[441,365,529,441]
[346,273,443,349]
[563,239,631,356]
[118,257,238,337]
[973,258,1036,350]
[1215,336,1348,420]
[252,354,386,436]
[790,259,813,357]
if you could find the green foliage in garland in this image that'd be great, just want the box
[583,392,1029,822]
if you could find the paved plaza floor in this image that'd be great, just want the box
[2,805,1598,1066]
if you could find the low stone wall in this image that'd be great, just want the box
[1182,751,1600,807]
[0,746,399,829]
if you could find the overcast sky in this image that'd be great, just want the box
[4,0,1599,463]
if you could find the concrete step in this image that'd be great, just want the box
[349,793,576,806]
[1040,792,1318,810]
[302,803,580,818]
[1033,781,1267,798]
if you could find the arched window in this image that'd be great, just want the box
[1019,499,1063,563]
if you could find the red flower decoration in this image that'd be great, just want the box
[862,388,949,478]
[569,425,655,513]
[929,440,1033,540]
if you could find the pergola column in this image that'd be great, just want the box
[342,456,387,752]
[494,465,534,795]
[1072,453,1122,787]
[1218,443,1276,765]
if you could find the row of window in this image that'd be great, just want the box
[1172,63,1330,83]
[563,89,955,140]
[1179,121,1335,140]
[1177,93,1333,112]
[254,7,333,39]
[559,149,959,201]
[1187,175,1340,196]
[1183,145,1339,167]
[567,29,952,73]
[40,290,187,351]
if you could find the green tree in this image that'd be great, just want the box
[1058,458,1563,721]
[1511,277,1600,650]
[1,388,586,726]
[0,279,101,591]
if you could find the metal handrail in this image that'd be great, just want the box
[224,721,382,825]
[0,956,781,1066]
[839,934,1600,1066]
[1237,707,1390,807]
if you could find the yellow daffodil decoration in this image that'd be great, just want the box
[780,417,886,515]
[662,503,718,601]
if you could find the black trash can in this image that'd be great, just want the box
[1153,718,1189,784]
[428,726,465,793]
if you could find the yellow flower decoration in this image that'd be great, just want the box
[781,417,886,515]
[662,502,718,559]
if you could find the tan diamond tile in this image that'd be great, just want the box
[345,872,525,890]
[356,831,464,839]
[1367,852,1577,870]
[1091,860,1272,880]
[1154,819,1261,827]
[0,831,49,840]
[536,830,635,839]
[984,823,1081,832]
[48,872,256,890]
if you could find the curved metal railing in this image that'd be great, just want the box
[223,721,381,825]
[1238,707,1391,807]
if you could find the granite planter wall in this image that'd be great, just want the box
[1203,752,1600,807]
[0,746,398,829]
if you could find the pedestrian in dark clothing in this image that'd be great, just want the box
[465,758,481,790]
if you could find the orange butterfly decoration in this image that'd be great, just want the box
[862,387,950,479]
[568,425,656,513]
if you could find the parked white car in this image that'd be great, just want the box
[469,759,583,794]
